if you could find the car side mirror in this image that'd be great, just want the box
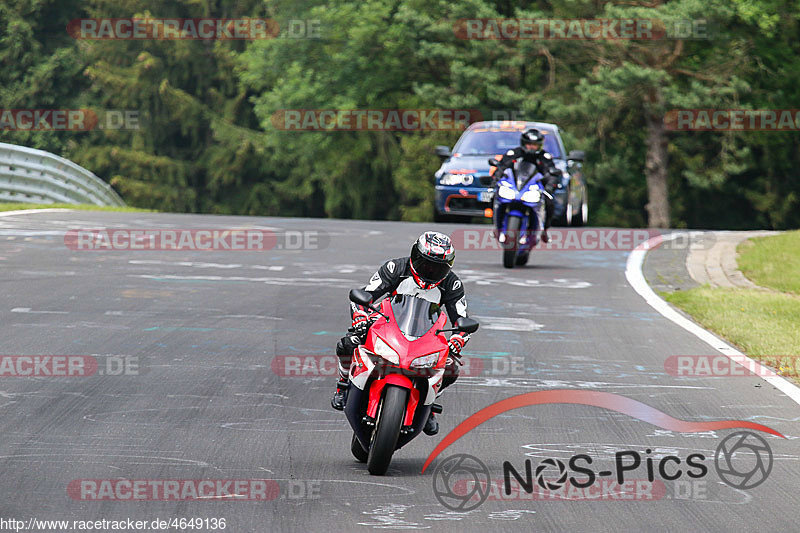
[349,289,373,307]
[455,317,479,334]
[435,145,451,159]
[567,150,585,162]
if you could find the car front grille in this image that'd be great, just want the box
[448,197,488,211]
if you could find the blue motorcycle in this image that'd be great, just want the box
[488,158,548,268]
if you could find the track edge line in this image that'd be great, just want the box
[0,208,74,217]
[625,231,800,407]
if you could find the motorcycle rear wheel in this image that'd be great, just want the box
[351,432,368,463]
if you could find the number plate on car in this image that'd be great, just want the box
[478,190,494,202]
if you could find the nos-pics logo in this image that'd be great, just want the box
[433,431,773,510]
[425,390,782,511]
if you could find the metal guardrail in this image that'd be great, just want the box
[0,142,125,206]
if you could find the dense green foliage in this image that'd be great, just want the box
[1,0,798,228]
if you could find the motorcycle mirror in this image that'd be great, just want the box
[455,317,479,334]
[349,289,373,307]
[436,317,480,335]
[568,150,585,162]
[349,289,389,321]
[487,159,498,167]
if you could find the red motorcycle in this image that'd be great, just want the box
[343,289,479,475]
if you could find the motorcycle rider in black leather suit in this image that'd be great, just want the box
[330,231,471,436]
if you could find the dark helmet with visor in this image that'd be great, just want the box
[520,128,544,155]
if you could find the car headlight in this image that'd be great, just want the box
[439,173,474,186]
[410,351,442,369]
[498,185,516,200]
[373,336,399,365]
[521,189,541,203]
[439,173,460,185]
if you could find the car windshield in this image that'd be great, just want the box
[390,294,441,339]
[453,129,561,158]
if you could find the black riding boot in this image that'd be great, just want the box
[424,357,460,435]
[331,335,361,410]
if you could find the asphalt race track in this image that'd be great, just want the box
[0,210,798,532]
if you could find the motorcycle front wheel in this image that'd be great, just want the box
[503,215,522,269]
[367,385,408,475]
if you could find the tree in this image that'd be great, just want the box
[546,0,754,228]
[0,0,89,153]
[69,0,271,213]
[4,0,797,231]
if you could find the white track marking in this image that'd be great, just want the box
[478,316,544,332]
[625,232,800,406]
[0,208,73,217]
[11,307,68,314]
[132,274,352,286]
[129,260,285,271]
[0,230,65,236]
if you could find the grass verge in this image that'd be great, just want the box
[664,287,800,356]
[664,230,800,381]
[737,230,800,295]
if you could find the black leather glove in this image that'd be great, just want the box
[495,165,511,185]
[544,171,562,192]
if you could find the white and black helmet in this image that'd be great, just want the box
[409,231,455,289]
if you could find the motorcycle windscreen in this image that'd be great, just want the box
[390,294,441,340]
[514,160,539,190]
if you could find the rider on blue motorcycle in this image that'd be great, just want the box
[491,128,563,242]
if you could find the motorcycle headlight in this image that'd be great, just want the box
[410,351,442,369]
[498,185,516,200]
[521,189,541,203]
[373,336,399,365]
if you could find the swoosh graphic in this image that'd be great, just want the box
[421,390,785,473]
